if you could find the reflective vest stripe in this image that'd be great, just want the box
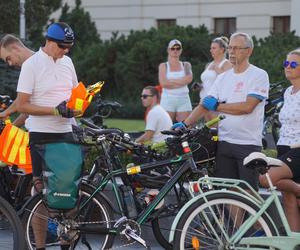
[3,125,18,157]
[75,98,84,111]
[19,132,29,164]
[8,129,25,163]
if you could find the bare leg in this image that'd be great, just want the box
[259,164,300,231]
[282,191,300,231]
[176,111,191,122]
[31,177,48,248]
[167,111,176,122]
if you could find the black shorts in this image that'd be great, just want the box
[29,132,75,177]
[278,147,300,180]
[216,141,261,190]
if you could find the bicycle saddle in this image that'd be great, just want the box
[243,152,283,174]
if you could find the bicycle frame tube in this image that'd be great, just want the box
[79,152,194,227]
[137,157,195,224]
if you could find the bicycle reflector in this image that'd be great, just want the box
[182,141,191,153]
[192,236,200,250]
[191,182,200,193]
[67,81,104,114]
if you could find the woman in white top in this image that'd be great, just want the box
[259,49,300,231]
[200,36,232,100]
[159,39,193,122]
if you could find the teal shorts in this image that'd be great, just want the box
[160,93,192,112]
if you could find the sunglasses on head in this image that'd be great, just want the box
[171,47,181,51]
[283,60,299,69]
[57,42,73,50]
[141,94,154,99]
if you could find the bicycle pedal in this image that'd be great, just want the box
[124,228,149,248]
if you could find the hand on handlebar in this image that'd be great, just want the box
[171,121,187,131]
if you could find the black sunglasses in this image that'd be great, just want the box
[171,47,181,51]
[283,60,299,69]
[141,94,154,99]
[57,42,73,50]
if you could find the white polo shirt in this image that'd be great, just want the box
[17,48,78,133]
[208,65,269,146]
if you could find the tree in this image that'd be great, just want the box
[0,0,62,49]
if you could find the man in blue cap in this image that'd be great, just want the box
[16,22,80,250]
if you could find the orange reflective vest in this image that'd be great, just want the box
[67,81,104,113]
[0,124,32,174]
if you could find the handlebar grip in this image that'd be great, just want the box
[80,118,101,129]
[204,115,225,128]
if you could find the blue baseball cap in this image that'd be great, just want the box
[46,22,74,44]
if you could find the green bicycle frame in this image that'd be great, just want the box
[169,176,300,250]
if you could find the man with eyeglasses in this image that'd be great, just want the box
[136,86,172,143]
[174,32,270,190]
[16,22,80,250]
[0,34,35,126]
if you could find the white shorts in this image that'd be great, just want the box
[160,93,192,113]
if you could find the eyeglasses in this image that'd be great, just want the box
[228,46,249,51]
[141,94,154,99]
[57,42,73,50]
[283,60,299,69]
[170,47,181,51]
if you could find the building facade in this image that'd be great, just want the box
[61,0,300,40]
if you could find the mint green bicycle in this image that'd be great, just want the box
[170,152,299,250]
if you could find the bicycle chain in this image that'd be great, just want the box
[76,220,140,250]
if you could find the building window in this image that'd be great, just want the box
[157,19,176,28]
[273,16,290,33]
[214,18,236,37]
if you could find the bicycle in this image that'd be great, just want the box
[0,195,25,250]
[262,81,286,149]
[170,151,299,250]
[20,116,223,249]
[81,115,218,249]
[84,95,123,128]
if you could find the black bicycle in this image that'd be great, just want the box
[21,116,223,249]
[262,81,286,149]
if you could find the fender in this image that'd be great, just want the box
[168,189,263,242]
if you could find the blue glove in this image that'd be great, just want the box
[171,121,187,130]
[202,96,219,111]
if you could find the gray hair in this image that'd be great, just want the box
[230,32,254,49]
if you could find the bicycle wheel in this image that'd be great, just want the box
[0,196,25,250]
[22,183,114,249]
[151,182,190,250]
[173,193,279,250]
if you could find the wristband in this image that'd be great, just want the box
[53,108,60,116]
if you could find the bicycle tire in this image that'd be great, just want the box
[0,196,25,250]
[22,183,114,250]
[151,181,191,250]
[173,192,279,250]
